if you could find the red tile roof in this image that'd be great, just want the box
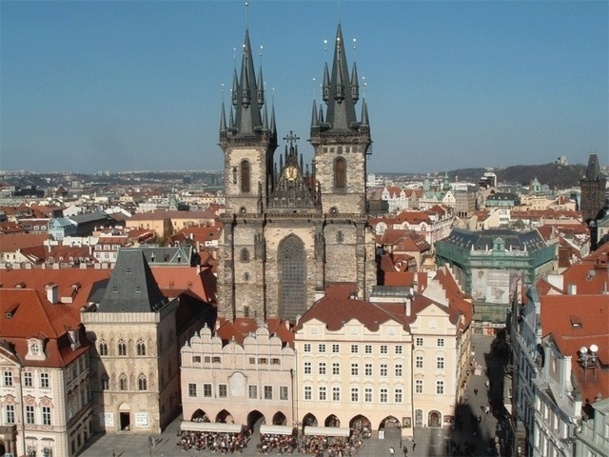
[0,233,50,252]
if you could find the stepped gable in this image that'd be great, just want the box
[98,248,167,313]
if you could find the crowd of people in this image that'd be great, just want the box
[259,433,297,454]
[177,430,251,453]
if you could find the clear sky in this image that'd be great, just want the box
[1,0,607,174]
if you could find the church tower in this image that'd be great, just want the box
[218,12,376,323]
[580,153,607,249]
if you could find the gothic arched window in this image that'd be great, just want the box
[278,235,307,320]
[136,339,146,356]
[241,160,251,193]
[117,339,127,356]
[119,373,127,391]
[240,248,250,262]
[101,375,109,390]
[334,157,346,189]
[99,340,108,356]
[138,374,147,391]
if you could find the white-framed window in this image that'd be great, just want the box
[364,387,372,402]
[319,362,326,375]
[365,345,372,354]
[365,363,372,376]
[380,388,388,403]
[6,404,15,424]
[117,339,127,356]
[319,386,327,401]
[203,384,212,397]
[249,385,258,399]
[304,362,311,374]
[416,356,423,368]
[3,371,12,387]
[264,386,272,400]
[332,344,340,353]
[280,386,288,400]
[380,364,388,376]
[350,344,359,354]
[332,363,340,375]
[332,387,340,401]
[437,357,445,370]
[138,374,147,391]
[351,363,359,376]
[23,372,33,387]
[351,387,359,402]
[437,338,445,347]
[380,345,388,354]
[415,379,423,394]
[40,372,50,388]
[416,337,423,347]
[395,345,403,354]
[188,383,197,397]
[304,343,311,353]
[395,388,403,403]
[219,384,227,398]
[395,364,403,377]
[26,405,35,424]
[42,406,52,425]
[304,386,312,400]
[436,380,444,395]
[318,344,326,353]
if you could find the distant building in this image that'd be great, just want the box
[580,153,607,249]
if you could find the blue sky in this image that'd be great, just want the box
[1,0,607,174]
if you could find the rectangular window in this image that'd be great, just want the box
[351,363,359,376]
[416,356,423,368]
[218,384,227,398]
[395,345,403,354]
[318,344,326,353]
[249,357,256,365]
[395,389,403,403]
[332,387,340,402]
[437,357,445,370]
[264,386,273,400]
[351,387,359,402]
[280,386,288,401]
[365,345,372,354]
[23,372,33,387]
[319,386,327,401]
[365,388,372,402]
[42,406,52,426]
[192,355,201,363]
[204,356,211,363]
[188,383,197,397]
[416,337,423,347]
[249,385,258,399]
[395,364,403,377]
[304,362,311,374]
[26,405,35,425]
[304,386,312,400]
[332,344,340,353]
[436,380,444,395]
[271,358,280,365]
[350,344,358,354]
[304,344,311,353]
[380,345,388,354]
[6,404,14,424]
[415,379,423,394]
[40,372,49,388]
[203,384,212,397]
[437,338,445,347]
[319,362,326,375]
[332,363,340,375]
[258,358,267,364]
[380,388,388,403]
[365,364,372,376]
[3,372,12,387]
[380,364,388,376]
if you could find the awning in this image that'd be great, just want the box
[180,421,243,434]
[304,426,350,437]
[260,425,295,436]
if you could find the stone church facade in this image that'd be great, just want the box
[217,24,377,322]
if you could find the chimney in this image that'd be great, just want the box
[568,284,577,295]
[46,284,58,304]
[405,297,412,317]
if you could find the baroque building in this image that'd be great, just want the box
[217,21,377,322]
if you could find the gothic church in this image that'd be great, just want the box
[217,18,377,322]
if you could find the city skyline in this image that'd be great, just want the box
[1,0,607,174]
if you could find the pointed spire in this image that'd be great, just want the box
[360,98,369,126]
[319,104,325,124]
[311,99,318,127]
[351,61,359,102]
[270,102,277,136]
[220,100,227,132]
[586,153,601,180]
[233,29,263,135]
[257,65,265,106]
[262,103,269,130]
[322,62,330,102]
[229,106,235,129]
[231,69,239,107]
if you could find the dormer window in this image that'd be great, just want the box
[26,338,46,361]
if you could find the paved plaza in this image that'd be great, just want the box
[80,335,507,457]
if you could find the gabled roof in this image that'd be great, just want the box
[0,233,50,252]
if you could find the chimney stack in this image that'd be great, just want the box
[46,283,58,304]
[405,297,412,317]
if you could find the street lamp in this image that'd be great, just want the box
[578,344,598,380]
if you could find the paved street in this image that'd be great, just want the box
[80,334,508,457]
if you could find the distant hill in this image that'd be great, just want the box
[449,163,587,189]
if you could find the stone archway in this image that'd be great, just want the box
[118,402,131,431]
[191,409,209,422]
[272,411,287,426]
[350,415,372,439]
[428,410,442,427]
[247,410,265,431]
[302,413,318,427]
[325,414,340,427]
[216,409,233,424]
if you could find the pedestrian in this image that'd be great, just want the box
[390,446,395,456]
[474,388,478,396]
[412,441,416,451]
[112,451,116,457]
